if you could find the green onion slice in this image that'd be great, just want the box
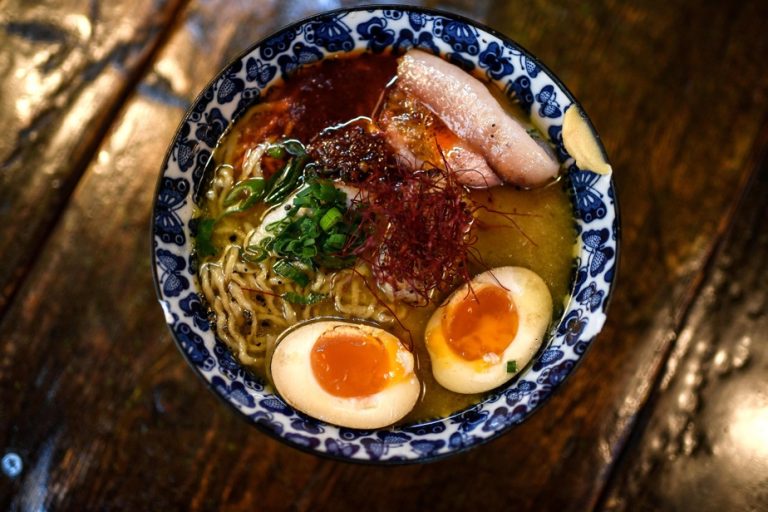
[282,291,327,305]
[272,260,309,287]
[319,207,343,232]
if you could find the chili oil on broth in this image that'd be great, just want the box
[194,52,576,424]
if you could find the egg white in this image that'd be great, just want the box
[270,320,420,429]
[425,266,553,394]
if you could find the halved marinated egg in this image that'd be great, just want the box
[425,267,553,394]
[270,320,420,429]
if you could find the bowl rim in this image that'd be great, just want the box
[150,3,620,464]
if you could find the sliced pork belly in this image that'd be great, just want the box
[378,85,502,188]
[433,125,502,188]
[397,50,559,187]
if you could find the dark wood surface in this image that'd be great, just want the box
[1,0,767,510]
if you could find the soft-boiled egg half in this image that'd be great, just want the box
[425,266,553,394]
[270,320,420,429]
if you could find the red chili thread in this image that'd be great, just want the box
[347,160,476,305]
[473,204,539,247]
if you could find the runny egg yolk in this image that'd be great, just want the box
[444,285,519,361]
[310,332,389,398]
[271,320,420,429]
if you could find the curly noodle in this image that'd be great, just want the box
[197,147,409,369]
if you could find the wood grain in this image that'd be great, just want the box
[0,0,767,510]
[0,0,187,312]
[599,129,768,511]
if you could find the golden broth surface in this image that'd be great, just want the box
[390,182,575,421]
[196,53,576,423]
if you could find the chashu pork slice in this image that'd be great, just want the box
[397,50,559,187]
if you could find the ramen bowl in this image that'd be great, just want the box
[151,6,618,463]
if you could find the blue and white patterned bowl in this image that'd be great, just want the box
[151,6,618,463]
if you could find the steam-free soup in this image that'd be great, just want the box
[194,52,575,426]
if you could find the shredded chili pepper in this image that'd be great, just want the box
[349,160,476,304]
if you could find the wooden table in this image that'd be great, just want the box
[1,0,767,510]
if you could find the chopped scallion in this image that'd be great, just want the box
[194,217,218,257]
[224,177,266,208]
[282,291,328,305]
[323,233,347,251]
[266,144,286,159]
[264,153,310,205]
[272,260,309,287]
[319,207,343,232]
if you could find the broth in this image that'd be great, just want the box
[195,52,576,422]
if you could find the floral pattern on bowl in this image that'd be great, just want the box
[151,6,618,463]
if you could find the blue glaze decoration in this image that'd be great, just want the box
[151,6,618,463]
[154,178,188,246]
